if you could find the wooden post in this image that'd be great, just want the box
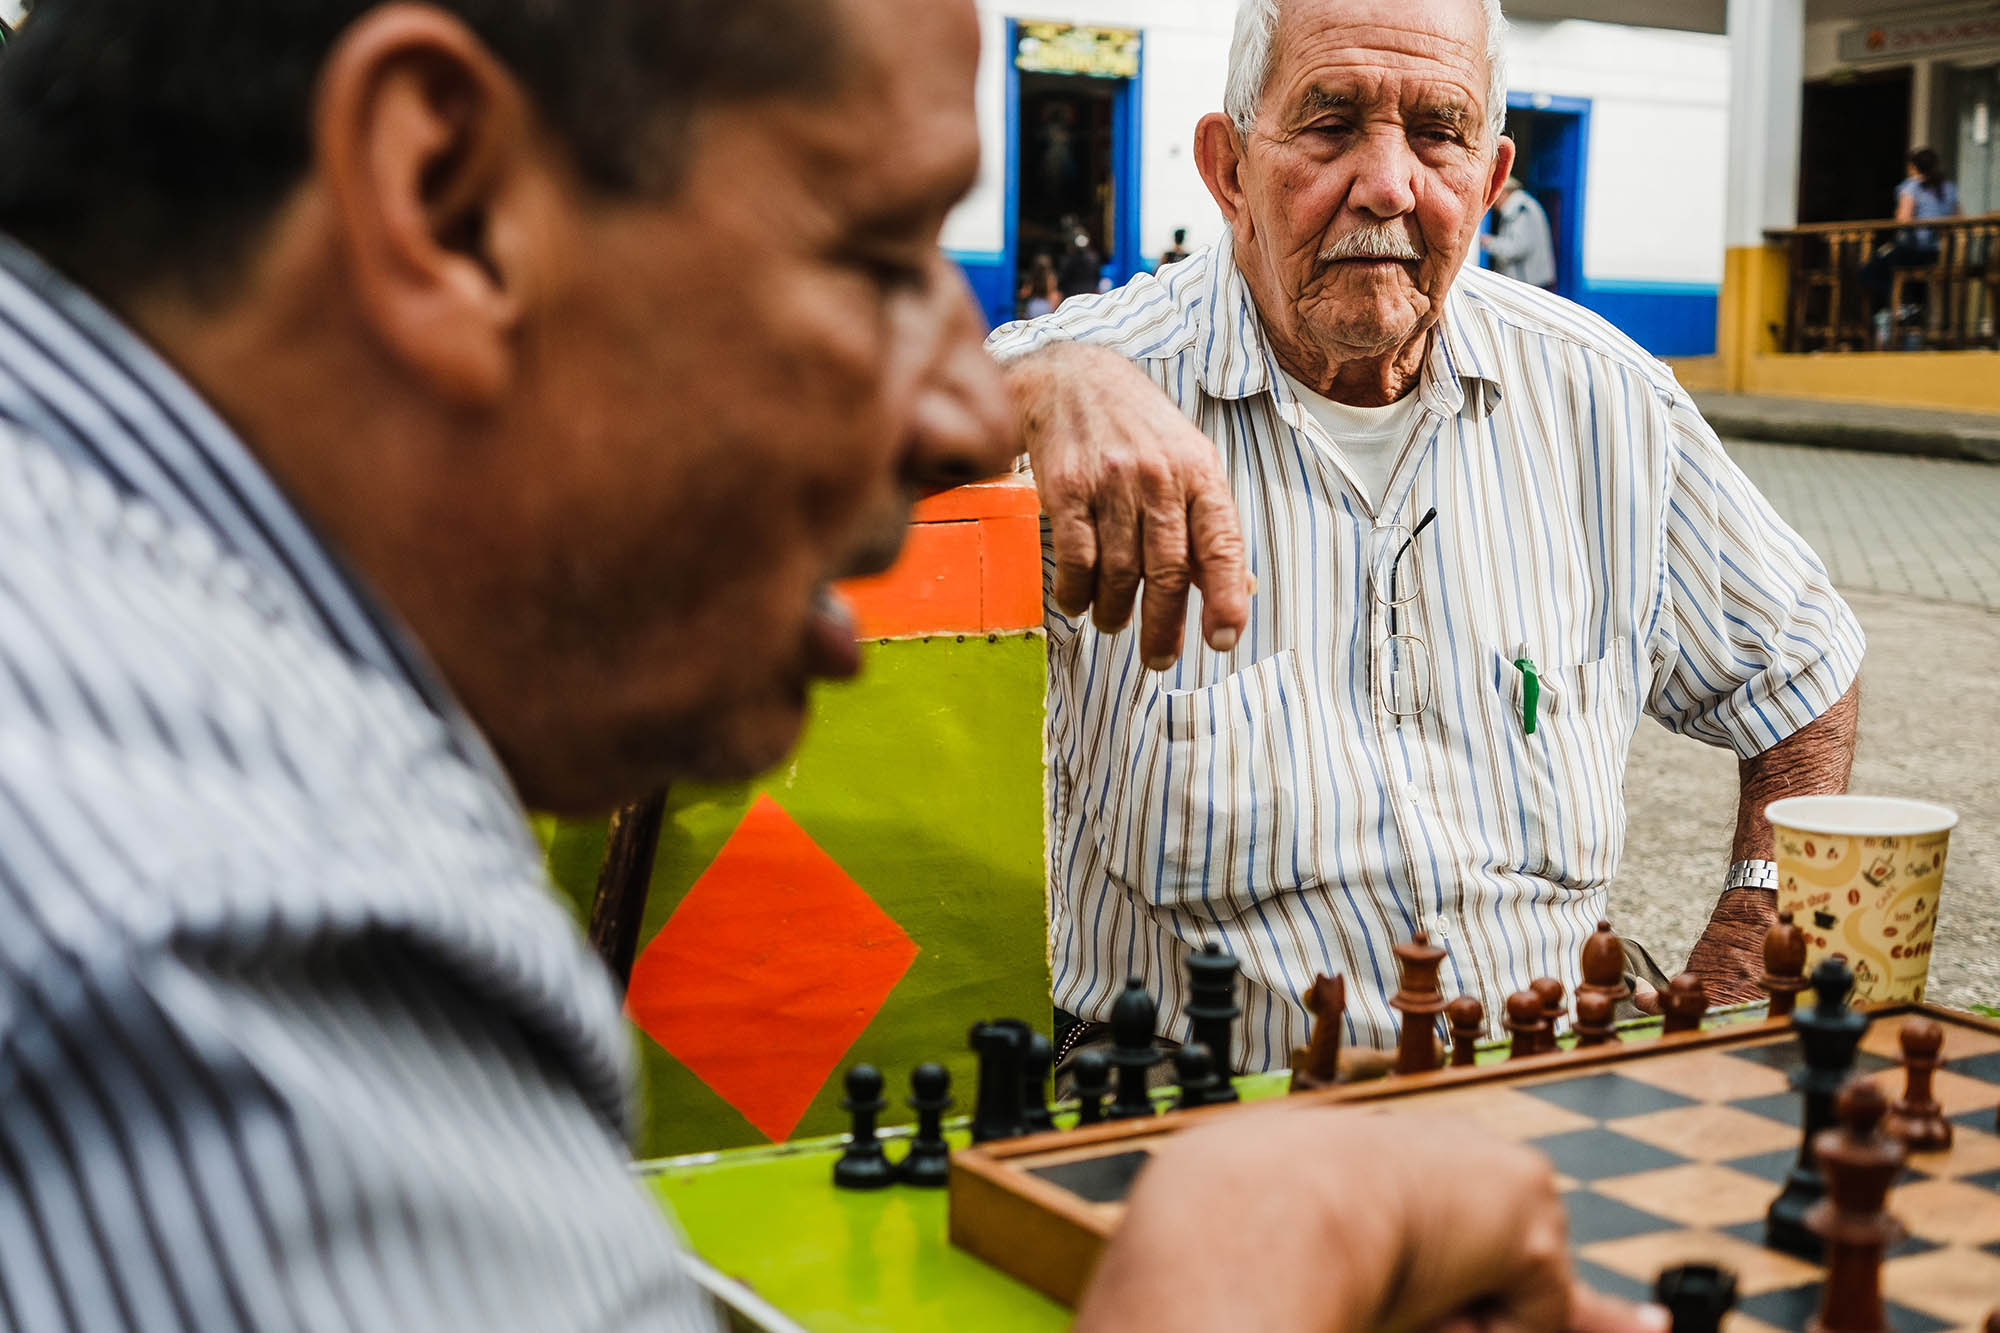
[587,791,668,991]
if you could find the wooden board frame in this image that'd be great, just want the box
[947,1003,2000,1309]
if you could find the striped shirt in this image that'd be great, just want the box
[990,237,1864,1071]
[0,235,713,1331]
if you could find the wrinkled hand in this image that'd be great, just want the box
[1004,342,1251,668]
[1074,1108,1668,1333]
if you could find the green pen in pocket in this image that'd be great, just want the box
[1512,642,1539,735]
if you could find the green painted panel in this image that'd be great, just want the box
[545,634,1051,1158]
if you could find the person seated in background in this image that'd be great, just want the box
[0,0,1659,1330]
[1158,226,1193,269]
[1863,146,1960,337]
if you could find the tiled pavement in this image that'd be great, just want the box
[1724,440,2000,610]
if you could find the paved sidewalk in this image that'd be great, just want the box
[1723,440,2000,609]
[1694,392,2000,463]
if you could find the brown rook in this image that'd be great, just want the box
[1390,932,1449,1075]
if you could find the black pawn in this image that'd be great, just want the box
[1174,1041,1221,1111]
[899,1062,952,1188]
[968,1020,1026,1144]
[833,1064,894,1190]
[1766,955,1873,1259]
[1185,944,1241,1104]
[1108,978,1162,1120]
[1655,1263,1737,1333]
[1020,1030,1055,1134]
[1071,1049,1111,1126]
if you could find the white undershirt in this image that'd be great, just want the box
[1280,370,1426,509]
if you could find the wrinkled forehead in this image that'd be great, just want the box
[1263,0,1490,126]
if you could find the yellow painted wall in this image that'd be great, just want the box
[1690,244,2000,414]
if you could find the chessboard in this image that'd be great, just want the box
[948,1004,2000,1330]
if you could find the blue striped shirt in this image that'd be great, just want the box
[0,235,713,1330]
[991,238,1865,1070]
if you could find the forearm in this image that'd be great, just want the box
[1685,681,1860,996]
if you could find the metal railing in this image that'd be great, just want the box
[1766,214,2000,353]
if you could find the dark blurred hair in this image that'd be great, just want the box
[0,0,840,300]
[1910,147,1947,191]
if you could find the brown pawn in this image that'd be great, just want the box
[1289,973,1346,1093]
[1573,990,1620,1047]
[1529,977,1567,1054]
[1805,1080,1905,1333]
[1505,990,1548,1060]
[1885,1018,1952,1152]
[1661,972,1708,1035]
[1446,995,1484,1067]
[1762,911,1810,1018]
[1391,932,1449,1075]
[1577,920,1632,1008]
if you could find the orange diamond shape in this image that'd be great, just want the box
[626,793,917,1142]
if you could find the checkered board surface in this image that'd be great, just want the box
[951,1009,2000,1329]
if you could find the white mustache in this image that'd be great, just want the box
[1319,225,1424,263]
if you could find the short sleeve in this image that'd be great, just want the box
[1642,394,1865,757]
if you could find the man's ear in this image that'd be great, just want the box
[1482,134,1518,212]
[1194,113,1251,225]
[313,5,549,405]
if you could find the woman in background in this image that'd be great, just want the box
[1864,147,1960,338]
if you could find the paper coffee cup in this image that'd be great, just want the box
[1766,795,1958,1004]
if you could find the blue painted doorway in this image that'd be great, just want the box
[1503,92,1589,302]
[1000,19,1143,327]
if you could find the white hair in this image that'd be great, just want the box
[1224,0,1510,145]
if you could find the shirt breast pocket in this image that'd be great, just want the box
[1490,647,1635,889]
[1091,649,1326,919]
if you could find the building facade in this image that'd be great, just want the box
[947,3,1733,358]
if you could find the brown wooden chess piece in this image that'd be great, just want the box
[1762,911,1810,1018]
[1446,995,1484,1067]
[1289,973,1346,1093]
[1391,932,1449,1075]
[1885,1018,1952,1152]
[1529,977,1567,1054]
[1805,1080,1905,1333]
[1505,990,1547,1060]
[1576,920,1632,1009]
[1661,972,1708,1035]
[1573,990,1620,1047]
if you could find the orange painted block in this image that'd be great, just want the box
[912,475,1040,523]
[981,514,1045,633]
[839,520,982,638]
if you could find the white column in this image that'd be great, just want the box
[1724,0,1805,248]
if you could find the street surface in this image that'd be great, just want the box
[1618,440,2000,1009]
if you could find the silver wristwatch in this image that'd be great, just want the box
[1724,858,1779,893]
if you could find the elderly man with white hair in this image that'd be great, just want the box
[995,0,1863,1074]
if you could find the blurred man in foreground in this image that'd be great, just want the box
[0,1,1652,1329]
